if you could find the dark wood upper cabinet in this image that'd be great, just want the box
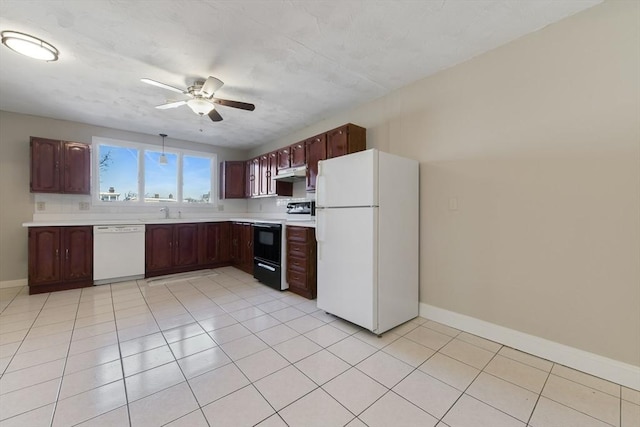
[259,154,269,196]
[290,142,306,167]
[219,161,246,199]
[30,138,61,193]
[305,134,327,192]
[28,226,93,294]
[249,158,260,198]
[326,124,366,159]
[30,137,90,194]
[268,151,293,196]
[62,143,91,194]
[277,147,291,170]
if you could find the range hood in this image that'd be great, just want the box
[273,165,306,182]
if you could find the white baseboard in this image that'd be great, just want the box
[0,278,27,289]
[420,302,640,391]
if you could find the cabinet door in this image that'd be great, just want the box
[242,224,254,273]
[245,161,252,198]
[290,142,306,167]
[305,134,327,192]
[30,137,61,193]
[277,147,290,170]
[63,227,93,281]
[326,126,349,159]
[259,155,269,196]
[230,223,242,264]
[250,158,261,197]
[267,152,277,195]
[63,142,91,194]
[146,225,173,272]
[200,222,231,265]
[220,161,246,199]
[28,227,61,285]
[326,124,366,159]
[174,223,199,267]
[218,222,231,263]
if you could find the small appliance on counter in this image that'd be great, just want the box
[285,201,315,222]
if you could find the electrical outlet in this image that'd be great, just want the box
[36,201,46,211]
[259,204,263,211]
[448,197,458,211]
[218,204,224,211]
[79,202,90,211]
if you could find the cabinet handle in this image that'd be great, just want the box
[175,240,179,247]
[169,241,172,248]
[55,248,59,259]
[65,248,69,260]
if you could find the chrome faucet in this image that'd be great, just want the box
[160,206,170,219]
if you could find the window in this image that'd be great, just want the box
[98,144,139,202]
[93,137,216,205]
[145,151,178,203]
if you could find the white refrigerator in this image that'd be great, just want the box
[315,149,419,335]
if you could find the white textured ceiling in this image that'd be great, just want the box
[0,0,601,149]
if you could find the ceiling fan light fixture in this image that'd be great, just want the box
[187,98,214,116]
[1,31,58,61]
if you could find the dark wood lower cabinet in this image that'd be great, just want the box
[146,223,206,277]
[28,226,93,294]
[286,226,317,299]
[199,222,231,266]
[231,222,254,274]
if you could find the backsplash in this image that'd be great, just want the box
[32,193,248,221]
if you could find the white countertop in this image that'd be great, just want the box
[22,217,316,228]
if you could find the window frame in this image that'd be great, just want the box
[92,137,217,207]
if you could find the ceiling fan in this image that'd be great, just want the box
[141,76,255,122]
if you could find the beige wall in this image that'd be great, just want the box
[252,1,640,366]
[0,111,248,282]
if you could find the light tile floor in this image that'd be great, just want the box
[0,267,638,427]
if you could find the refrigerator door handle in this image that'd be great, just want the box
[317,161,326,207]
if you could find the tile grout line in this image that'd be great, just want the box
[48,289,83,427]
[525,361,554,426]
[108,281,134,427]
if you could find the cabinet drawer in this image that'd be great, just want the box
[287,256,307,271]
[287,242,308,258]
[287,227,309,243]
[287,268,307,285]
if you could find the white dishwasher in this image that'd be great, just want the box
[93,225,145,285]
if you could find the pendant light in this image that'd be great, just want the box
[159,133,168,165]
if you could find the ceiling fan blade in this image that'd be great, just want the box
[208,109,223,122]
[141,78,186,94]
[212,98,255,111]
[199,76,224,98]
[156,100,186,109]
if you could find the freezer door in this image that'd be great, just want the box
[316,207,377,331]
[317,149,378,208]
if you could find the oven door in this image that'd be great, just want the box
[253,223,281,264]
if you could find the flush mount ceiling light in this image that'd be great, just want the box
[159,133,168,165]
[186,97,215,116]
[1,31,59,61]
